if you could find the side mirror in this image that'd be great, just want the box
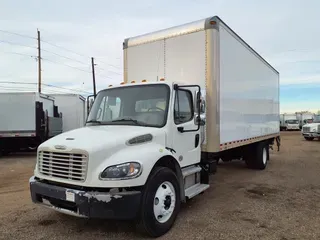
[86,94,95,116]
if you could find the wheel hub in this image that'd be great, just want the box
[153,181,176,223]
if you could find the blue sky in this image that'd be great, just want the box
[0,0,320,113]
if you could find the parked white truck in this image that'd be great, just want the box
[280,113,300,131]
[296,112,314,129]
[0,92,62,155]
[29,16,280,237]
[301,114,320,141]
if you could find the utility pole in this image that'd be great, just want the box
[37,29,42,93]
[91,57,96,97]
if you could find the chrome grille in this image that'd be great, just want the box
[38,150,88,182]
[302,127,310,132]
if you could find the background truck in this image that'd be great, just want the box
[301,114,320,141]
[29,16,280,237]
[296,112,314,129]
[0,92,62,155]
[48,94,86,132]
[280,113,300,131]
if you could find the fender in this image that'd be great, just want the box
[89,142,181,188]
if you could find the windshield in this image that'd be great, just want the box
[87,84,170,127]
[286,119,299,124]
[313,115,320,123]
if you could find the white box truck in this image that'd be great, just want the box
[29,16,280,237]
[0,92,62,155]
[296,112,314,129]
[48,94,86,132]
[301,114,320,141]
[280,113,300,131]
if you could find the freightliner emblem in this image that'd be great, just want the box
[54,145,67,150]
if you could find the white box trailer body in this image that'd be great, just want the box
[30,16,281,237]
[0,92,54,134]
[48,94,86,132]
[0,92,62,154]
[124,16,280,152]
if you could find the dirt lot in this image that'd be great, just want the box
[0,132,320,240]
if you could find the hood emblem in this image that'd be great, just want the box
[54,145,67,150]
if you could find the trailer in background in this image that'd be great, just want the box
[280,113,300,131]
[0,92,62,155]
[48,94,86,132]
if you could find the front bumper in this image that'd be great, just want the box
[302,132,320,138]
[287,126,300,130]
[29,176,142,219]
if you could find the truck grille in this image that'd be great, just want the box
[302,127,310,132]
[38,151,88,182]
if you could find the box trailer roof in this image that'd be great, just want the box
[124,16,278,74]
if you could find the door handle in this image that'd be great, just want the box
[177,127,184,133]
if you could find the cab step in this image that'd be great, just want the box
[182,165,202,178]
[185,183,210,199]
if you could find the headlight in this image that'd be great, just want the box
[100,162,142,180]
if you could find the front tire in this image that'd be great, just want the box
[136,167,181,237]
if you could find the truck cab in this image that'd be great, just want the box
[30,81,207,237]
[284,119,300,131]
[302,115,320,141]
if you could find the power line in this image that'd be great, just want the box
[0,81,92,94]
[0,50,35,58]
[0,85,80,95]
[42,57,91,73]
[95,60,121,70]
[41,39,89,58]
[0,40,37,49]
[42,48,89,66]
[0,29,36,40]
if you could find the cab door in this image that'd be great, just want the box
[171,84,202,167]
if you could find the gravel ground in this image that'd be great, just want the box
[0,131,320,240]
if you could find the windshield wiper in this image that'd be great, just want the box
[86,120,102,124]
[111,118,142,126]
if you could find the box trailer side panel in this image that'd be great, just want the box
[126,41,165,83]
[50,94,85,132]
[37,94,55,117]
[0,93,36,133]
[218,23,279,145]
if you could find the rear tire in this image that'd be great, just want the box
[136,167,181,237]
[304,137,314,141]
[244,142,268,170]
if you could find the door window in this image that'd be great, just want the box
[174,90,194,124]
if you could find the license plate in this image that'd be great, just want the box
[66,191,75,202]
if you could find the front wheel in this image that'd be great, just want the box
[304,137,314,141]
[136,167,181,237]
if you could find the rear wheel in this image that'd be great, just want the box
[244,142,268,170]
[136,167,181,237]
[304,137,314,141]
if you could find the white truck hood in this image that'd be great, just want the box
[39,125,165,153]
[303,123,320,128]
